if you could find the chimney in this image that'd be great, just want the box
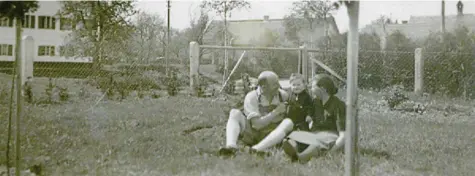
[263,15,269,21]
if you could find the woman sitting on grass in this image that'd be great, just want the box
[282,74,346,163]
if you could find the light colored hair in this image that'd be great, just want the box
[257,71,279,87]
[289,73,306,84]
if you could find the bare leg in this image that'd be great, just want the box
[225,109,246,148]
[251,118,294,151]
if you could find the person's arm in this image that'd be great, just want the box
[330,102,347,151]
[310,98,324,131]
[243,91,278,130]
[304,93,314,120]
[248,90,289,130]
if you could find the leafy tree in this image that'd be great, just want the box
[421,26,475,97]
[386,30,416,52]
[0,1,38,19]
[58,1,137,73]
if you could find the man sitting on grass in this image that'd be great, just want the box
[282,74,346,163]
[218,71,293,157]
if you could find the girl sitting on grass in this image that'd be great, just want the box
[282,74,346,163]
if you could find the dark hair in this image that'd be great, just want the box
[315,75,338,95]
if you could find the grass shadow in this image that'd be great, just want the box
[358,147,391,159]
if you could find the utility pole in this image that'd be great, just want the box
[441,0,446,34]
[222,1,228,84]
[166,0,171,75]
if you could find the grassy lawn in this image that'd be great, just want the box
[0,76,474,176]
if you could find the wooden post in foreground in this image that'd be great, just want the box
[345,1,360,176]
[14,17,24,176]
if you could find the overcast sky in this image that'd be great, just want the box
[136,0,475,33]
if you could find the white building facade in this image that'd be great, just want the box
[0,1,90,63]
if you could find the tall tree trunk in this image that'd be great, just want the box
[91,1,102,75]
[166,0,171,75]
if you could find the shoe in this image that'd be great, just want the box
[248,148,271,158]
[218,147,238,157]
[282,139,298,162]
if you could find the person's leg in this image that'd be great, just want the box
[282,138,299,161]
[251,118,294,151]
[225,109,247,148]
[297,131,339,162]
[219,109,247,156]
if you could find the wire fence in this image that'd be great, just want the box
[202,47,474,98]
[0,47,473,107]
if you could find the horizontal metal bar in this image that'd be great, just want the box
[199,45,302,51]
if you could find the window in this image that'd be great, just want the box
[60,18,76,30]
[0,17,13,27]
[0,44,13,56]
[22,15,35,28]
[38,46,55,56]
[38,16,56,30]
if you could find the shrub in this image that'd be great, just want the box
[166,71,180,96]
[58,86,69,102]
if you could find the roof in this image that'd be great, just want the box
[361,14,475,40]
[206,16,340,46]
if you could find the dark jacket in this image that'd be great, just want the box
[287,90,314,131]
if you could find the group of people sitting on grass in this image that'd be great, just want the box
[218,71,346,163]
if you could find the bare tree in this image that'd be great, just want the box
[288,0,337,76]
[200,0,251,81]
[131,12,166,64]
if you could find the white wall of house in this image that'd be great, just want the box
[0,1,91,63]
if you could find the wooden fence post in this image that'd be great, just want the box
[300,45,308,81]
[22,36,34,82]
[189,42,200,96]
[414,48,424,96]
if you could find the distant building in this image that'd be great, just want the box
[225,15,340,46]
[0,1,91,63]
[203,15,340,65]
[361,0,475,41]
